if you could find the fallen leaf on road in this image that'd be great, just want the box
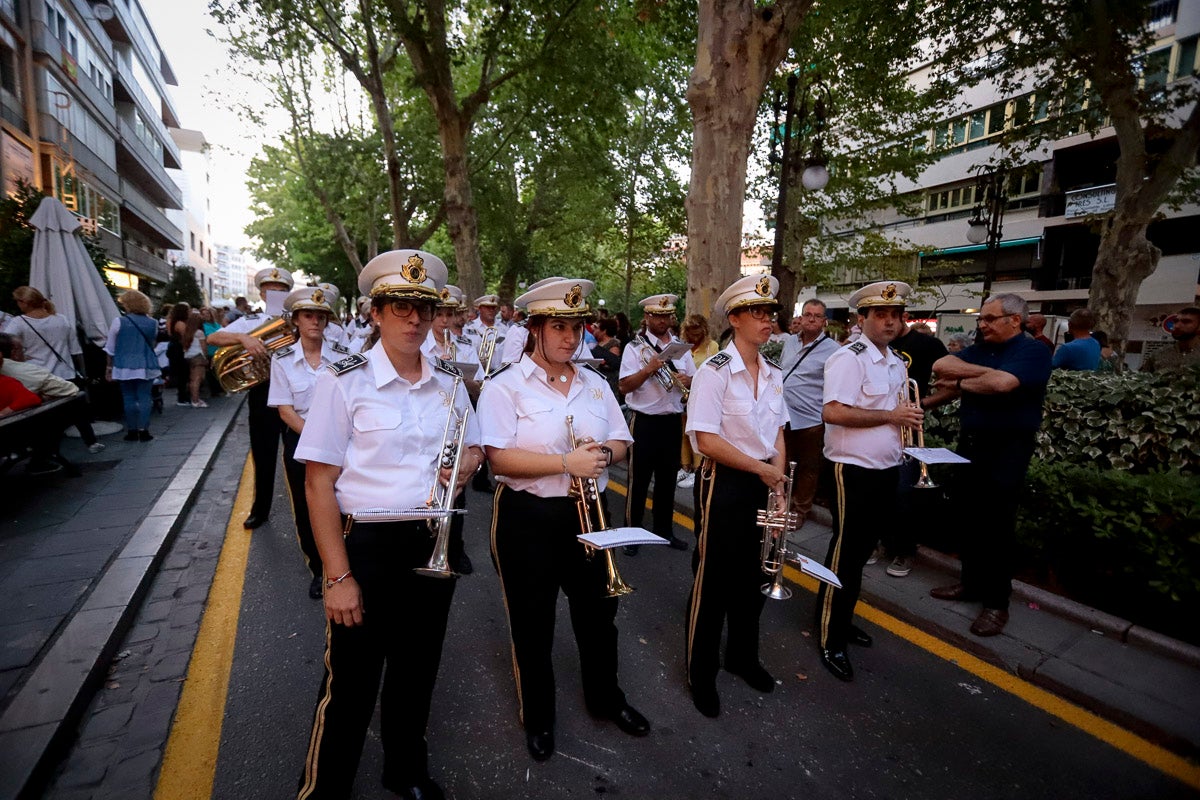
[795,672,808,681]
[800,630,810,638]
[105,681,120,690]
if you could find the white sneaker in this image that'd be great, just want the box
[191,400,209,408]
[87,442,106,453]
[677,472,695,489]
[676,469,689,483]
[176,401,190,407]
[866,545,885,566]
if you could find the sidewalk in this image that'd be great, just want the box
[0,393,244,799]
[609,462,1200,760]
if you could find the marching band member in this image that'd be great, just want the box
[619,293,695,554]
[685,275,787,718]
[315,282,353,351]
[477,278,648,762]
[347,296,375,352]
[295,250,483,800]
[498,278,561,364]
[207,267,295,529]
[268,286,348,600]
[464,294,505,367]
[816,281,921,682]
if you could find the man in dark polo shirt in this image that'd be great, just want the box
[924,293,1051,637]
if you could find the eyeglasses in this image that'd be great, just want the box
[977,313,1017,324]
[742,307,774,320]
[386,299,436,321]
[799,313,825,320]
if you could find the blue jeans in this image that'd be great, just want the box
[119,379,152,431]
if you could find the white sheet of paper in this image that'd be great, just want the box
[655,340,692,361]
[578,527,668,549]
[792,554,843,589]
[353,508,468,522]
[903,447,970,465]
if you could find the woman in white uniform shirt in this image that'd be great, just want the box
[268,286,348,600]
[684,275,787,719]
[476,278,649,763]
[294,250,483,800]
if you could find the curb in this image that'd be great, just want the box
[0,396,246,800]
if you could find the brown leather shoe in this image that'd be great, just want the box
[930,583,975,601]
[970,608,1009,637]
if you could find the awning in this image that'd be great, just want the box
[919,236,1042,257]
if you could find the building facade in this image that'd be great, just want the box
[166,126,217,303]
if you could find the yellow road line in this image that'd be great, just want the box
[154,458,256,800]
[610,478,1200,790]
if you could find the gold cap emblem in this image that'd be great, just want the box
[270,269,280,280]
[439,287,450,302]
[755,276,772,297]
[311,288,325,305]
[882,283,897,300]
[402,254,427,284]
[564,284,584,308]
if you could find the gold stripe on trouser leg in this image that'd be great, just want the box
[817,462,847,650]
[623,413,637,524]
[685,459,717,687]
[282,458,313,573]
[488,483,525,725]
[297,619,335,800]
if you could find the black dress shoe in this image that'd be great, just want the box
[526,730,554,761]
[726,661,775,693]
[970,607,1009,637]
[819,648,854,682]
[387,778,445,800]
[609,704,650,736]
[243,513,268,529]
[137,429,154,441]
[451,553,474,575]
[930,582,976,601]
[308,575,323,600]
[123,431,139,441]
[690,684,720,718]
[667,536,689,551]
[849,624,873,647]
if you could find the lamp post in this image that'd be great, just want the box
[965,170,1007,300]
[769,72,830,317]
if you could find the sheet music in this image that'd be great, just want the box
[578,527,668,549]
[655,340,691,361]
[903,447,970,465]
[790,554,843,589]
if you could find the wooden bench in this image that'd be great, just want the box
[0,395,81,476]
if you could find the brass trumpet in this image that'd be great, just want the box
[757,461,799,600]
[415,375,470,578]
[211,315,297,392]
[566,414,633,598]
[638,336,689,402]
[898,372,937,489]
[478,327,498,376]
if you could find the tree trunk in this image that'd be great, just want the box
[438,112,486,300]
[1088,215,1159,361]
[686,0,811,336]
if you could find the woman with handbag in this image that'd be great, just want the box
[103,290,160,441]
[3,286,83,380]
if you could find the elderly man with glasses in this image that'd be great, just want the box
[925,293,1052,638]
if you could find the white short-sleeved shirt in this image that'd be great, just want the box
[685,343,785,461]
[422,330,483,381]
[822,339,906,469]
[324,321,352,350]
[619,333,697,415]
[294,346,481,515]
[3,314,80,379]
[267,340,347,418]
[476,356,632,498]
[465,320,505,351]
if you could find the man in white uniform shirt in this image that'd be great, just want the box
[815,280,923,683]
[618,294,694,553]
[465,294,505,372]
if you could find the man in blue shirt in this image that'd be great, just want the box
[925,293,1052,637]
[1051,308,1100,371]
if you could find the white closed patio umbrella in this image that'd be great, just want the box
[28,195,119,346]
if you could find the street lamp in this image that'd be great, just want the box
[965,169,1007,299]
[768,71,831,284]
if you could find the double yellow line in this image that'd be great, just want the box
[605,478,1200,791]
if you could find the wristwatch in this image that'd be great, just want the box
[600,445,613,466]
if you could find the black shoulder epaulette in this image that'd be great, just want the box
[273,345,293,359]
[435,357,463,378]
[484,361,513,380]
[456,334,471,345]
[331,342,350,354]
[763,355,781,370]
[328,353,368,375]
[706,352,732,370]
[849,341,868,355]
[579,362,604,377]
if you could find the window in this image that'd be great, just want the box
[933,102,1008,154]
[1176,36,1197,80]
[190,231,196,251]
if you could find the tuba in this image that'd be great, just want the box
[757,461,799,600]
[566,415,633,598]
[211,315,297,392]
[415,375,470,578]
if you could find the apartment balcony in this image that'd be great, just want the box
[37,112,121,194]
[115,116,182,210]
[30,21,117,127]
[120,243,172,284]
[120,178,183,250]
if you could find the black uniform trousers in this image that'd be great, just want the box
[816,462,900,651]
[247,382,281,519]
[282,427,321,579]
[954,429,1037,611]
[686,462,767,691]
[490,486,626,733]
[625,411,683,538]
[297,520,455,800]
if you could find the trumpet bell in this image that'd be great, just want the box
[761,574,793,600]
[913,473,939,490]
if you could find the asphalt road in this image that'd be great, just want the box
[207,483,1192,800]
